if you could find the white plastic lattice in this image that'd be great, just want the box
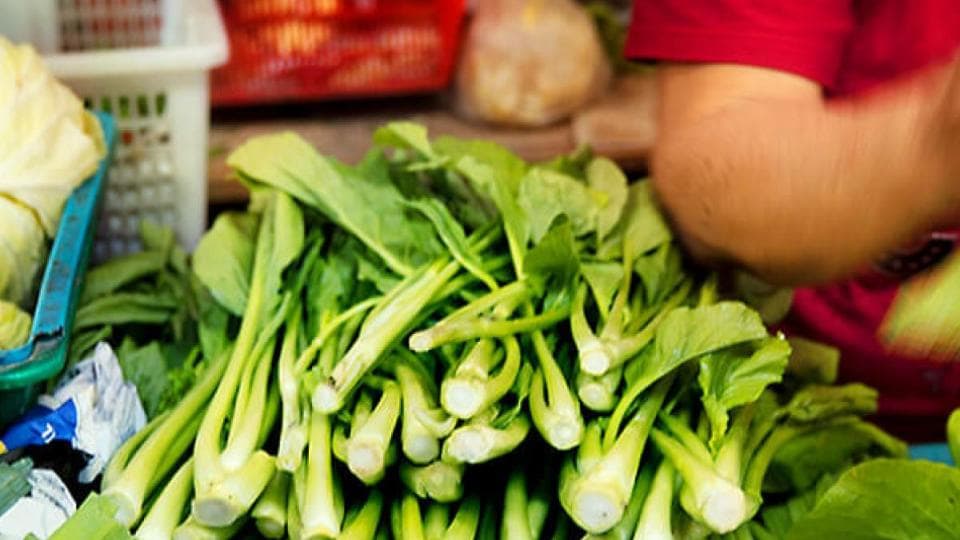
[0,0,227,259]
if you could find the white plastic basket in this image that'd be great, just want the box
[0,0,228,258]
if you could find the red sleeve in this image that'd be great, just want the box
[626,0,856,90]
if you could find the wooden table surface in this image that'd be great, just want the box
[207,73,657,204]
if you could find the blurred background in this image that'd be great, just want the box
[0,0,656,256]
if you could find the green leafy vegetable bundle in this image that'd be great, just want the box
[66,123,907,539]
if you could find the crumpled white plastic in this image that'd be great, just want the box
[40,342,147,483]
[0,469,76,539]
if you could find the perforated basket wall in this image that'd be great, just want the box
[39,0,228,258]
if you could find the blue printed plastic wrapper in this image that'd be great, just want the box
[0,343,146,483]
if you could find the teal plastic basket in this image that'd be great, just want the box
[0,112,117,426]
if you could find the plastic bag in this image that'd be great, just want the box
[455,0,612,127]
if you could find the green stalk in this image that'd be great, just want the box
[715,405,757,484]
[102,411,167,490]
[561,376,671,534]
[651,429,750,534]
[502,467,534,540]
[440,339,502,419]
[476,495,499,540]
[442,413,531,464]
[150,414,203,495]
[337,303,369,358]
[400,461,465,503]
[741,419,853,498]
[632,459,675,540]
[340,491,384,540]
[193,333,278,526]
[279,311,308,471]
[586,281,691,377]
[425,503,450,540]
[347,381,402,484]
[550,518,572,540]
[571,283,613,380]
[104,348,228,527]
[529,330,584,450]
[657,414,713,466]
[526,465,553,539]
[411,308,568,351]
[582,464,656,540]
[445,496,481,539]
[441,339,517,419]
[604,373,662,450]
[192,239,269,525]
[397,360,456,464]
[313,258,461,413]
[287,465,306,540]
[252,469,289,539]
[577,366,622,413]
[390,497,403,540]
[409,281,531,351]
[296,298,381,373]
[135,458,193,540]
[402,493,427,540]
[222,335,276,467]
[302,413,344,539]
[460,336,522,419]
[171,515,245,540]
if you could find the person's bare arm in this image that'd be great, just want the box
[651,59,960,285]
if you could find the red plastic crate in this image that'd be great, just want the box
[212,0,466,105]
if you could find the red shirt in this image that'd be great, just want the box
[627,1,960,439]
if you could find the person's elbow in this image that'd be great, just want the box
[649,131,839,286]
[649,130,746,270]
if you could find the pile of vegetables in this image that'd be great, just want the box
[64,123,909,539]
[0,37,105,349]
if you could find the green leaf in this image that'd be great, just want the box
[580,261,622,315]
[254,190,306,322]
[357,253,402,294]
[190,276,231,362]
[117,341,169,418]
[227,131,441,276]
[621,182,671,260]
[305,237,360,334]
[74,292,177,329]
[434,137,528,271]
[192,212,257,317]
[523,218,580,303]
[756,474,836,538]
[699,338,790,448]
[649,302,768,378]
[767,420,906,493]
[585,157,628,240]
[538,146,593,180]
[68,326,112,365]
[518,167,602,243]
[785,337,840,385]
[80,250,167,304]
[787,459,960,540]
[781,384,878,424]
[406,197,497,290]
[373,121,443,165]
[139,220,175,255]
[633,243,684,306]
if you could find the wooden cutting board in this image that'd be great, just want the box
[207,73,657,204]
